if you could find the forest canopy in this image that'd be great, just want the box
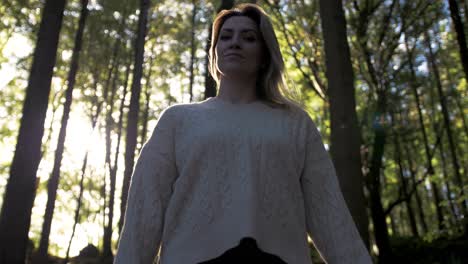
[0,0,466,263]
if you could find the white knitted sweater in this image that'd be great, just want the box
[114,97,372,264]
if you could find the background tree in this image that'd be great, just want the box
[0,0,67,263]
[318,0,369,247]
[34,1,89,263]
[0,1,466,263]
[119,0,151,239]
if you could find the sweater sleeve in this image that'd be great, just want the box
[114,107,178,264]
[299,114,372,264]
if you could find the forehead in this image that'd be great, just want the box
[220,16,259,32]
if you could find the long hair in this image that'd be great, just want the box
[208,4,301,109]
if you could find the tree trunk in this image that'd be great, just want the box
[448,0,468,82]
[429,175,445,230]
[432,28,466,226]
[391,117,418,237]
[138,47,156,152]
[425,31,467,215]
[438,132,459,225]
[0,0,67,263]
[64,69,105,263]
[189,0,197,102]
[34,1,88,263]
[102,62,131,262]
[462,0,468,27]
[139,81,150,149]
[63,151,88,264]
[40,91,61,160]
[403,143,428,234]
[102,61,121,260]
[318,0,369,247]
[119,0,151,237]
[368,95,392,263]
[98,40,120,241]
[404,36,435,176]
[439,136,459,227]
[117,63,132,235]
[389,212,398,236]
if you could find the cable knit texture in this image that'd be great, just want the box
[114,97,372,264]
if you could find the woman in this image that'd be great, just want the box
[114,4,372,264]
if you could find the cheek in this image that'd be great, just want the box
[248,46,264,65]
[215,44,225,62]
[215,41,226,53]
[214,46,222,65]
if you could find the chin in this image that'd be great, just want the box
[219,66,256,78]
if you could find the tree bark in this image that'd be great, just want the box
[34,1,89,263]
[102,63,130,262]
[438,131,459,225]
[102,60,121,260]
[389,212,398,236]
[425,31,467,215]
[391,115,418,237]
[64,67,104,263]
[189,0,197,102]
[448,0,468,82]
[63,151,88,264]
[138,46,156,152]
[318,0,369,247]
[116,63,132,235]
[404,36,435,176]
[368,95,392,263]
[0,0,67,263]
[119,0,151,238]
[138,77,151,153]
[403,143,428,234]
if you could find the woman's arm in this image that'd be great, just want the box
[114,107,178,264]
[300,115,372,264]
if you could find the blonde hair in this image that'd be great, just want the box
[208,3,301,109]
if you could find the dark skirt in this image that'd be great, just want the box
[198,237,288,264]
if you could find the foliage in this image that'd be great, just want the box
[390,235,468,263]
[0,0,467,260]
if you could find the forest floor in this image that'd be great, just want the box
[27,234,468,264]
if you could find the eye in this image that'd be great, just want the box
[245,36,256,42]
[220,35,231,40]
[243,33,257,42]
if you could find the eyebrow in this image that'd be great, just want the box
[220,28,258,34]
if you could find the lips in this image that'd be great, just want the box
[224,53,244,58]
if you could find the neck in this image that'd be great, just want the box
[217,75,258,103]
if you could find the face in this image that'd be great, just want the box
[215,16,264,79]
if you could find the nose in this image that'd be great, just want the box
[229,34,241,49]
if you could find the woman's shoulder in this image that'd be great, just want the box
[160,98,311,121]
[158,99,212,120]
[278,102,312,123]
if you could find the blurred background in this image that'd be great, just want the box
[0,0,466,263]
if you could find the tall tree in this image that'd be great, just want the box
[402,142,428,234]
[318,0,369,246]
[119,0,151,235]
[447,0,468,82]
[63,69,104,264]
[189,0,197,102]
[0,0,67,263]
[102,63,130,262]
[391,112,419,237]
[403,34,438,233]
[34,1,89,263]
[425,30,467,216]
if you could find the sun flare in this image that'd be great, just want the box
[31,104,122,258]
